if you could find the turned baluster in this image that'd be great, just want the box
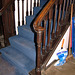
[18,0,20,25]
[73,0,75,4]
[52,0,58,39]
[46,8,53,52]
[34,0,36,7]
[56,0,63,36]
[42,18,46,55]
[65,0,69,22]
[35,26,44,75]
[65,0,69,14]
[26,0,28,16]
[30,0,32,15]
[70,0,72,4]
[37,0,40,7]
[61,0,66,22]
[22,0,24,25]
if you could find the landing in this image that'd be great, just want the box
[0,56,24,75]
[43,58,75,75]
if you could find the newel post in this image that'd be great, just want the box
[35,26,44,75]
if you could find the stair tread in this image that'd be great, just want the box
[9,35,36,61]
[18,25,34,35]
[0,56,25,75]
[0,46,35,74]
[18,25,33,34]
[9,35,35,49]
[33,7,42,15]
[18,25,32,31]
[19,24,33,31]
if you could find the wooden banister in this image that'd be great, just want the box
[33,0,56,29]
[33,0,57,75]
[0,0,14,16]
[32,0,74,75]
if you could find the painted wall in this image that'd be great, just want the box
[46,26,70,67]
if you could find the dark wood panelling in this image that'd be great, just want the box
[1,0,15,46]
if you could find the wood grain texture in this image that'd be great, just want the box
[42,18,47,55]
[0,0,14,16]
[36,30,43,75]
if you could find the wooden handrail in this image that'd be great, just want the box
[33,0,57,75]
[0,0,14,16]
[33,0,56,31]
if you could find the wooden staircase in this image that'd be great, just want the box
[0,0,75,75]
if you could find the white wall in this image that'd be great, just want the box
[46,26,70,67]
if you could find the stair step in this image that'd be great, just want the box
[9,35,36,61]
[0,46,35,75]
[18,25,34,42]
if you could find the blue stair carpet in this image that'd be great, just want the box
[9,35,36,61]
[0,0,49,75]
[0,46,35,75]
[0,56,25,75]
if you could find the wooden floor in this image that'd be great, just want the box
[42,58,75,75]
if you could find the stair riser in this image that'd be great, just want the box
[40,0,48,7]
[26,16,35,25]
